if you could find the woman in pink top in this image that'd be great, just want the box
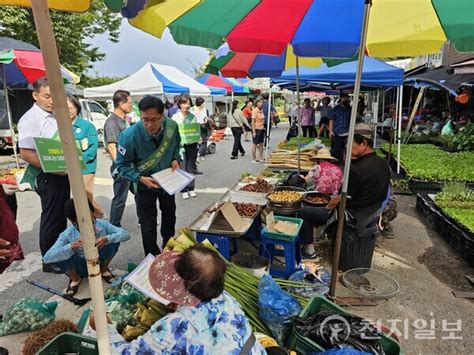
[297,148,342,261]
[300,98,316,138]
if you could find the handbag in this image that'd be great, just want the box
[231,112,244,133]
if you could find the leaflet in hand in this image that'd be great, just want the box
[125,254,170,305]
[151,168,194,195]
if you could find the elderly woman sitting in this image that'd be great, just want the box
[102,245,266,354]
[298,148,343,260]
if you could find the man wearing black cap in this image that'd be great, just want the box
[328,93,351,162]
[328,123,390,218]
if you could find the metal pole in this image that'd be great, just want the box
[329,0,372,299]
[296,56,302,174]
[30,1,111,353]
[397,84,404,174]
[2,68,20,169]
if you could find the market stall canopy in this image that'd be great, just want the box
[83,62,226,99]
[273,57,404,88]
[405,65,474,94]
[115,0,474,58]
[0,49,78,87]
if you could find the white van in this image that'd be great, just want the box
[79,99,109,144]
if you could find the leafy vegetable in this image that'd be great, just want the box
[383,144,474,182]
[440,207,474,233]
[452,123,474,151]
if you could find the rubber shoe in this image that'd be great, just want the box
[301,251,320,262]
[189,190,197,198]
[182,192,190,200]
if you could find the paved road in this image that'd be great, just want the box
[0,125,288,310]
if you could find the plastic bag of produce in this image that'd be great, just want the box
[295,311,385,355]
[258,275,301,344]
[288,270,330,297]
[0,298,58,336]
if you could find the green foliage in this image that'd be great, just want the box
[452,123,474,151]
[441,208,474,233]
[80,74,125,88]
[383,144,474,182]
[0,0,121,75]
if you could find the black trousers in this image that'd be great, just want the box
[297,205,331,245]
[183,143,198,192]
[302,125,316,138]
[331,135,347,163]
[231,127,245,157]
[136,188,176,256]
[36,172,70,256]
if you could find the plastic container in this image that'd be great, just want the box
[287,295,402,355]
[231,252,269,278]
[37,332,98,354]
[263,216,303,242]
[339,234,377,272]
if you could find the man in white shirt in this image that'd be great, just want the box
[18,77,70,273]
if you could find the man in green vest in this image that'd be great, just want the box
[115,96,181,255]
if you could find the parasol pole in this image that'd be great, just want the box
[296,56,302,174]
[329,0,372,299]
[2,68,20,169]
[397,84,404,174]
[265,82,272,160]
[30,1,111,353]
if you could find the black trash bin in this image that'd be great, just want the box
[339,233,377,272]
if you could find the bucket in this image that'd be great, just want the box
[231,253,269,278]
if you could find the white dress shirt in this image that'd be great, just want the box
[18,104,57,150]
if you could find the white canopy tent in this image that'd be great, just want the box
[84,62,225,99]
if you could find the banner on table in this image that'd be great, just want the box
[34,137,86,173]
[178,123,201,145]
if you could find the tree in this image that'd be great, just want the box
[0,0,121,76]
[81,74,125,88]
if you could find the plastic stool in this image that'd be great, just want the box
[259,230,302,278]
[245,216,262,240]
[196,233,237,260]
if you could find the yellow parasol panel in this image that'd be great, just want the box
[284,45,323,70]
[0,0,90,12]
[367,0,447,57]
[129,0,202,38]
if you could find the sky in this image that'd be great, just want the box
[90,19,209,78]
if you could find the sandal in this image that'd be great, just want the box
[66,278,82,296]
[101,269,115,284]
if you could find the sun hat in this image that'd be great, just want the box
[340,123,374,140]
[310,148,337,162]
[148,251,200,307]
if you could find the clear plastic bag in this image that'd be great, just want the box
[0,298,58,336]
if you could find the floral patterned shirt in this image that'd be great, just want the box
[300,107,315,126]
[308,161,343,196]
[109,291,267,355]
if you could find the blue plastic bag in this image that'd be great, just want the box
[258,275,302,345]
[258,274,302,323]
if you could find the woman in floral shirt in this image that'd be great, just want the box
[102,245,266,354]
[297,148,342,260]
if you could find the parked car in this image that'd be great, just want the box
[79,99,109,145]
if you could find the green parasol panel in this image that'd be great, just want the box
[0,50,14,64]
[169,0,260,49]
[432,0,474,52]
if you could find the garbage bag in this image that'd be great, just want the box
[295,311,385,355]
[258,275,302,345]
[0,298,58,336]
[288,270,330,297]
